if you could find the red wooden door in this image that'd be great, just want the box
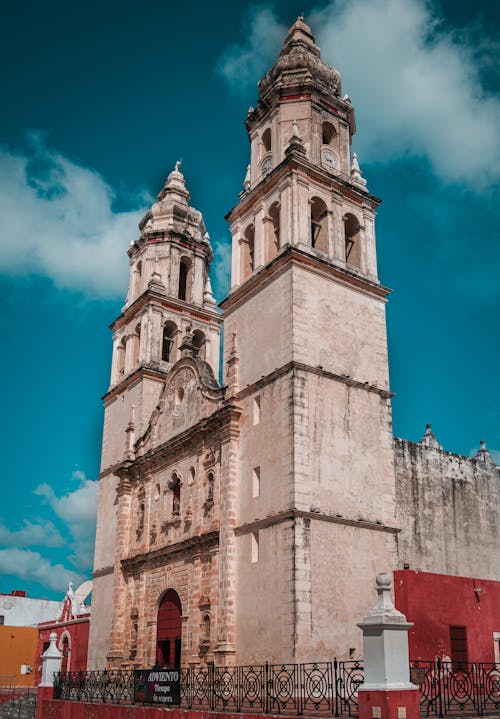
[156,590,182,667]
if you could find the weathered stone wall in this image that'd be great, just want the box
[394,438,500,581]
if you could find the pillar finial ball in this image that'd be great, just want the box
[376,572,392,589]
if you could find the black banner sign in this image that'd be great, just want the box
[134,669,181,706]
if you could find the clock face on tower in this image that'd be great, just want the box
[322,149,336,171]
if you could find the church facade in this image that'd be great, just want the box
[88,19,500,671]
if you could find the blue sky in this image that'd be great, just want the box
[0,0,499,600]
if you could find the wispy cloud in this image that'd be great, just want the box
[211,236,232,300]
[0,136,147,298]
[0,519,64,548]
[35,471,98,571]
[217,6,286,93]
[0,548,83,594]
[218,0,500,186]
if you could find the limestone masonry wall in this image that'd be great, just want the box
[394,438,500,581]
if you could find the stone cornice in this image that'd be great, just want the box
[234,509,400,536]
[226,151,381,223]
[114,402,241,479]
[121,530,219,573]
[221,245,391,314]
[92,565,114,579]
[102,363,167,403]
[110,289,221,333]
[236,360,393,401]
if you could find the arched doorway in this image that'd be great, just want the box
[60,635,70,673]
[156,589,182,668]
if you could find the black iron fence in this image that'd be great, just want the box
[411,659,500,717]
[54,659,500,717]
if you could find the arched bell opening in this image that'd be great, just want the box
[310,197,329,255]
[192,329,206,360]
[178,257,192,302]
[344,213,362,269]
[240,224,255,282]
[156,589,182,668]
[266,202,280,261]
[161,321,178,363]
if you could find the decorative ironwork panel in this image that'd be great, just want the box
[335,661,364,717]
[300,662,334,714]
[267,664,300,714]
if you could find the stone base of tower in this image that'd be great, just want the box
[358,688,420,719]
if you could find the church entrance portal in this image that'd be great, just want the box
[156,589,182,667]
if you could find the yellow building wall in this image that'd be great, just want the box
[0,626,38,687]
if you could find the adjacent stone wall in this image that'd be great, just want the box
[394,438,500,581]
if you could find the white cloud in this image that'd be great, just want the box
[0,519,64,548]
[211,237,232,300]
[35,471,98,571]
[0,138,147,297]
[217,7,287,92]
[0,548,83,594]
[218,0,500,185]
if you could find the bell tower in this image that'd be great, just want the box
[88,162,221,669]
[222,18,398,663]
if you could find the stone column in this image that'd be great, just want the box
[357,573,420,719]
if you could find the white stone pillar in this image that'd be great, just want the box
[357,573,420,719]
[40,632,62,687]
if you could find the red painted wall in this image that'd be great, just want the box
[35,616,90,685]
[37,700,300,719]
[394,569,500,662]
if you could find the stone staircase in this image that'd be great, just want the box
[0,690,37,719]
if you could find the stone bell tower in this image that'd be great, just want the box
[88,163,221,669]
[222,18,398,663]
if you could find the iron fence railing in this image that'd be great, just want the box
[54,659,500,717]
[412,659,500,717]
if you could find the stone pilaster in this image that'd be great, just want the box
[107,474,132,668]
[214,409,241,666]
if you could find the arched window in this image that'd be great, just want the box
[344,213,362,269]
[266,202,280,261]
[178,257,192,302]
[322,121,336,146]
[310,197,329,254]
[162,321,177,363]
[156,589,182,668]
[241,224,255,281]
[192,330,206,360]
